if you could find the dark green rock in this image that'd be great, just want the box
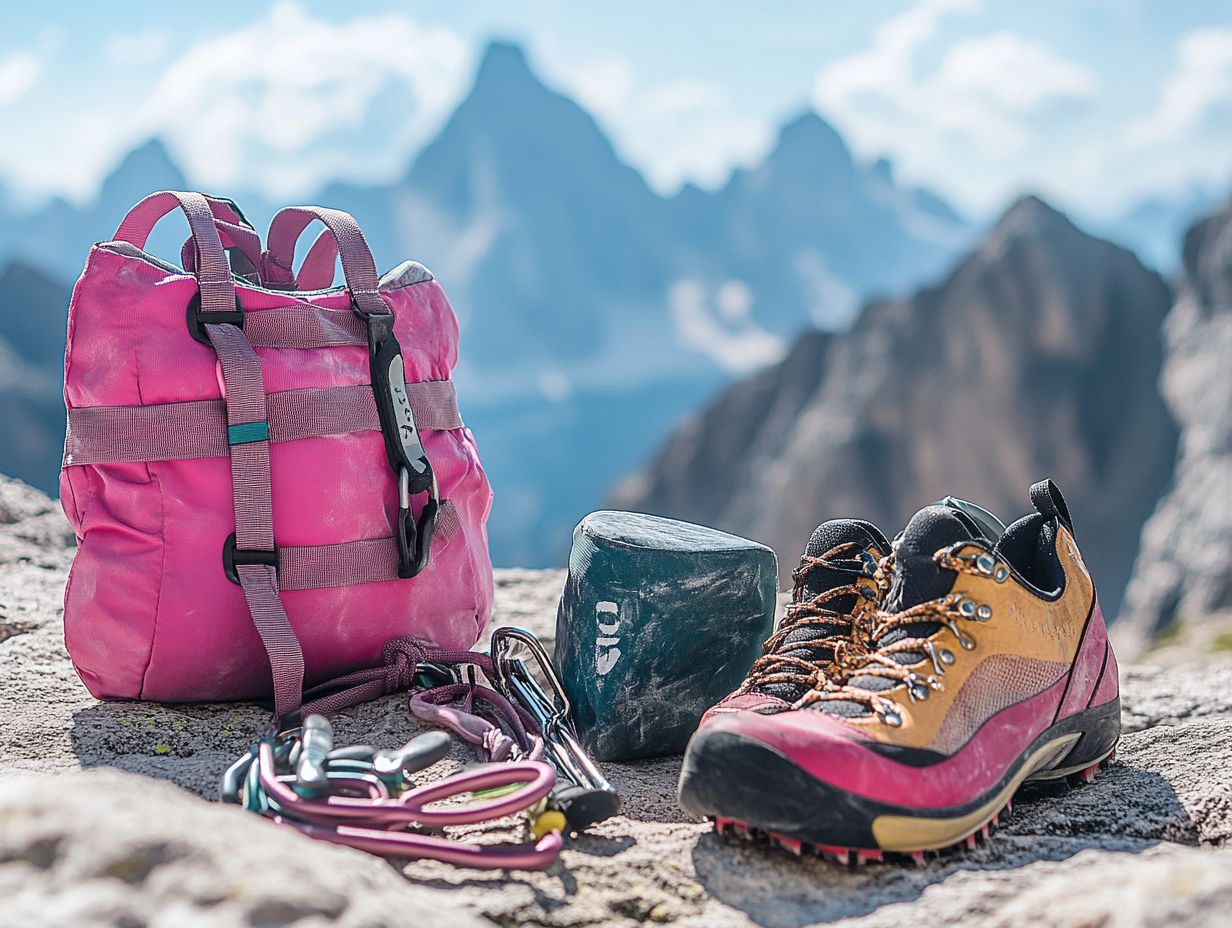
[553,511,777,761]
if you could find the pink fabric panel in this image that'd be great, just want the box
[61,237,493,704]
[707,675,1067,809]
[61,462,164,699]
[1057,600,1110,720]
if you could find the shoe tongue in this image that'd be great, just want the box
[818,507,981,717]
[884,506,983,613]
[800,519,889,597]
[753,519,887,704]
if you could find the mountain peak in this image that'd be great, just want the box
[406,36,651,211]
[976,194,1088,261]
[769,111,854,173]
[994,194,1075,236]
[473,40,539,94]
[97,138,187,210]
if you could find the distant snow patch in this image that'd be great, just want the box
[794,250,858,328]
[669,278,785,374]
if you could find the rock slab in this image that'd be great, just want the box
[1,475,1230,927]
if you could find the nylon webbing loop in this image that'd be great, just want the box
[114,191,235,315]
[294,229,342,290]
[264,206,386,316]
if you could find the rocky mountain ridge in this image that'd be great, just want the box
[615,195,1177,618]
[1119,200,1232,650]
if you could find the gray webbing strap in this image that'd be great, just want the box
[206,322,304,721]
[64,381,463,466]
[276,501,461,591]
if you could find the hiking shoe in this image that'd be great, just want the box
[706,518,890,716]
[678,480,1120,860]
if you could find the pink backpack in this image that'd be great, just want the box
[59,191,494,720]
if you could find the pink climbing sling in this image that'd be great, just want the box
[60,191,495,723]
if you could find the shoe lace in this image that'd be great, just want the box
[738,542,886,696]
[799,546,998,724]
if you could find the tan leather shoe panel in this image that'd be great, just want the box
[845,526,1095,749]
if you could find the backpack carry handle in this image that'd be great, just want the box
[263,206,387,316]
[114,191,237,314]
[292,229,343,291]
[177,196,265,283]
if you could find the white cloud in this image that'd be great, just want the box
[573,68,772,192]
[0,51,40,107]
[936,32,1095,112]
[816,0,1096,178]
[644,79,726,118]
[558,52,772,193]
[135,1,472,196]
[105,28,172,66]
[1129,27,1232,146]
[568,55,634,121]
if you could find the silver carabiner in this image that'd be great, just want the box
[491,626,571,731]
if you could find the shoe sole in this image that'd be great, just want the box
[679,697,1119,860]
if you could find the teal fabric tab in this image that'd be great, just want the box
[228,421,269,445]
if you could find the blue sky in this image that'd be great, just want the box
[0,1,1229,217]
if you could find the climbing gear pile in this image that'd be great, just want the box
[58,192,1122,872]
[221,716,562,869]
[220,629,617,869]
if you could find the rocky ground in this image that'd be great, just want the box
[2,476,1231,927]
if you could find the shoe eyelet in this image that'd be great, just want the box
[976,554,996,575]
[994,565,1009,583]
[959,600,977,618]
[925,642,952,675]
[879,708,903,727]
[976,604,993,621]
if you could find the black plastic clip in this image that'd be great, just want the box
[223,532,279,585]
[187,291,245,345]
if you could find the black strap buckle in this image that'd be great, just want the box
[187,291,245,345]
[223,532,279,585]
